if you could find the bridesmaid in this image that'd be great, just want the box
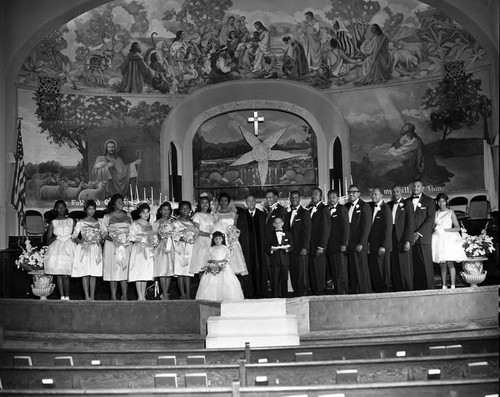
[190,195,214,275]
[101,194,131,300]
[71,200,103,300]
[44,200,76,300]
[172,201,196,299]
[153,202,175,300]
[128,203,155,300]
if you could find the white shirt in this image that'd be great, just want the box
[412,194,421,211]
[310,202,320,217]
[330,203,338,216]
[289,206,299,226]
[372,201,383,223]
[248,210,255,217]
[275,230,284,245]
[348,199,359,223]
[392,199,400,224]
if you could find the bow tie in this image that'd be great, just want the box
[290,207,298,211]
[276,230,283,233]
[412,195,420,199]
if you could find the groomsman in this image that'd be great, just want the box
[237,195,267,298]
[345,184,372,294]
[284,190,311,297]
[307,188,330,295]
[263,189,288,295]
[368,188,393,292]
[411,179,436,289]
[388,185,415,291]
[326,189,350,295]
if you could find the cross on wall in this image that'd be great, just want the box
[248,111,264,136]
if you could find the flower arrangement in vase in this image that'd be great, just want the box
[15,239,54,299]
[460,223,495,287]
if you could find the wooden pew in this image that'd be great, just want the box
[1,335,497,366]
[0,353,497,389]
[0,378,498,397]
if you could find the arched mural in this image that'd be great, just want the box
[16,0,489,94]
[14,0,494,209]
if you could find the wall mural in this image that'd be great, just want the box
[18,88,172,208]
[336,68,492,194]
[16,0,488,94]
[15,0,493,208]
[193,110,318,200]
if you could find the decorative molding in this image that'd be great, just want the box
[204,100,302,119]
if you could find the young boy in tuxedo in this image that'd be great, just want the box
[266,217,293,298]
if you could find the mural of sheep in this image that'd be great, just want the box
[78,181,107,202]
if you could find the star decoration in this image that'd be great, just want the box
[230,125,298,186]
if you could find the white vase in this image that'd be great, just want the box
[29,271,55,299]
[460,257,487,287]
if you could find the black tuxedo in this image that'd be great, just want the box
[308,202,330,295]
[345,199,372,293]
[284,206,311,296]
[237,209,266,297]
[326,204,349,294]
[410,193,436,290]
[368,201,393,292]
[265,230,293,298]
[388,198,414,291]
[263,203,288,295]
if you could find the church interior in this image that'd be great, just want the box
[0,0,499,395]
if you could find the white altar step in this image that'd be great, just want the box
[205,299,300,349]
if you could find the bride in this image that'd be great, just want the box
[212,192,248,276]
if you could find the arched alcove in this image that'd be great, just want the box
[160,80,350,200]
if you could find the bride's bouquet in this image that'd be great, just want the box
[172,226,198,244]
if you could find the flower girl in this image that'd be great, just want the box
[195,231,244,301]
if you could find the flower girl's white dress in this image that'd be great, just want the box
[195,245,244,301]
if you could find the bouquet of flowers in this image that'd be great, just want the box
[15,239,48,272]
[109,228,130,247]
[202,260,226,276]
[461,223,495,258]
[173,226,198,244]
[82,226,101,244]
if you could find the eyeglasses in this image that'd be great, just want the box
[348,190,360,194]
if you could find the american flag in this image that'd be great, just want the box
[11,120,26,222]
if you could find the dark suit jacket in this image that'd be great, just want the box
[388,198,414,244]
[346,199,371,250]
[265,231,293,267]
[237,208,266,265]
[264,204,288,239]
[284,206,311,254]
[308,202,331,252]
[368,201,393,251]
[326,204,349,253]
[411,193,435,245]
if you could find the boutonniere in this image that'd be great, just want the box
[399,202,404,207]
[332,208,337,213]
[355,204,359,209]
[417,202,422,208]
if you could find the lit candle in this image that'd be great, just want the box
[130,184,133,204]
[143,188,146,202]
[350,175,353,185]
[151,187,154,205]
[345,177,348,195]
[135,186,139,204]
[159,192,162,206]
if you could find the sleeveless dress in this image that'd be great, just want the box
[431,209,468,263]
[153,218,175,277]
[213,211,248,275]
[189,212,214,274]
[44,218,76,275]
[195,245,245,301]
[71,219,103,277]
[101,212,132,281]
[172,218,196,277]
[128,220,155,282]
